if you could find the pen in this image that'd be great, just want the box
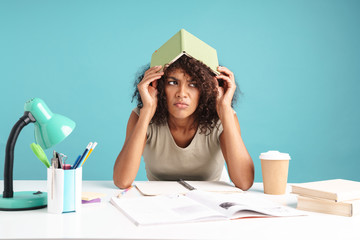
[73,142,92,169]
[177,179,196,191]
[81,142,97,167]
[71,155,81,169]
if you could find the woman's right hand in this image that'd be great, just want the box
[137,65,164,118]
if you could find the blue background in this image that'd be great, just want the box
[1,0,359,183]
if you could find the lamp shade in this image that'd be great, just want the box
[24,98,76,149]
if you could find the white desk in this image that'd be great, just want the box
[1,181,359,240]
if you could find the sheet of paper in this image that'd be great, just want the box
[111,194,225,226]
[135,181,242,196]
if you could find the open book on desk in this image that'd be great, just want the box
[135,180,242,196]
[110,190,303,226]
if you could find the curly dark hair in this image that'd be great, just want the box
[132,55,239,134]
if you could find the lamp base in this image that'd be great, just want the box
[0,191,47,211]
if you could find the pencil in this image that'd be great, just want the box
[81,142,97,167]
[117,185,133,198]
[73,142,92,169]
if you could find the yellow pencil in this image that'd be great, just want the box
[81,142,97,167]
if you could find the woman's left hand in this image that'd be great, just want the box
[214,66,236,117]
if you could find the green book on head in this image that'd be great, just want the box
[150,29,220,75]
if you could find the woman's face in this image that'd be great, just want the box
[165,68,200,121]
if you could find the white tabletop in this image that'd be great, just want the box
[0,181,359,240]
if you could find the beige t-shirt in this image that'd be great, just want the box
[133,108,225,181]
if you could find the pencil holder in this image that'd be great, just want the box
[47,167,82,214]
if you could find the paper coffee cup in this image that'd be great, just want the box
[260,151,291,195]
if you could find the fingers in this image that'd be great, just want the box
[216,66,236,90]
[142,73,162,86]
[139,66,164,88]
[217,66,234,80]
[152,78,157,89]
[143,66,163,83]
[215,75,235,91]
[144,65,163,77]
[215,66,236,104]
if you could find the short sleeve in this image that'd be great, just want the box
[132,107,140,116]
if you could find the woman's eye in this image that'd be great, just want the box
[168,81,177,85]
[189,82,197,88]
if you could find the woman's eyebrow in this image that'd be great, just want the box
[167,76,179,81]
[167,76,194,82]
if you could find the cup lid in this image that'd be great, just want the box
[259,151,291,160]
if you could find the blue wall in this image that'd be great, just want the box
[1,0,359,183]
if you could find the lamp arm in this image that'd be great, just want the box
[3,111,36,198]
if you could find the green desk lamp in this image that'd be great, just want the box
[0,98,75,210]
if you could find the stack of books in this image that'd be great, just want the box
[292,179,360,217]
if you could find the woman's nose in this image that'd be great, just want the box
[176,84,187,98]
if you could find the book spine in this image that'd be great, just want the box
[297,196,352,217]
[181,28,188,53]
[292,186,338,201]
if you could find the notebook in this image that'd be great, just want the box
[82,192,106,201]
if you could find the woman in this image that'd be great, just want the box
[113,55,254,190]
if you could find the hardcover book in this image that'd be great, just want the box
[297,195,360,217]
[150,29,220,75]
[292,179,360,202]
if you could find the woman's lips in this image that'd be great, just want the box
[174,102,189,109]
